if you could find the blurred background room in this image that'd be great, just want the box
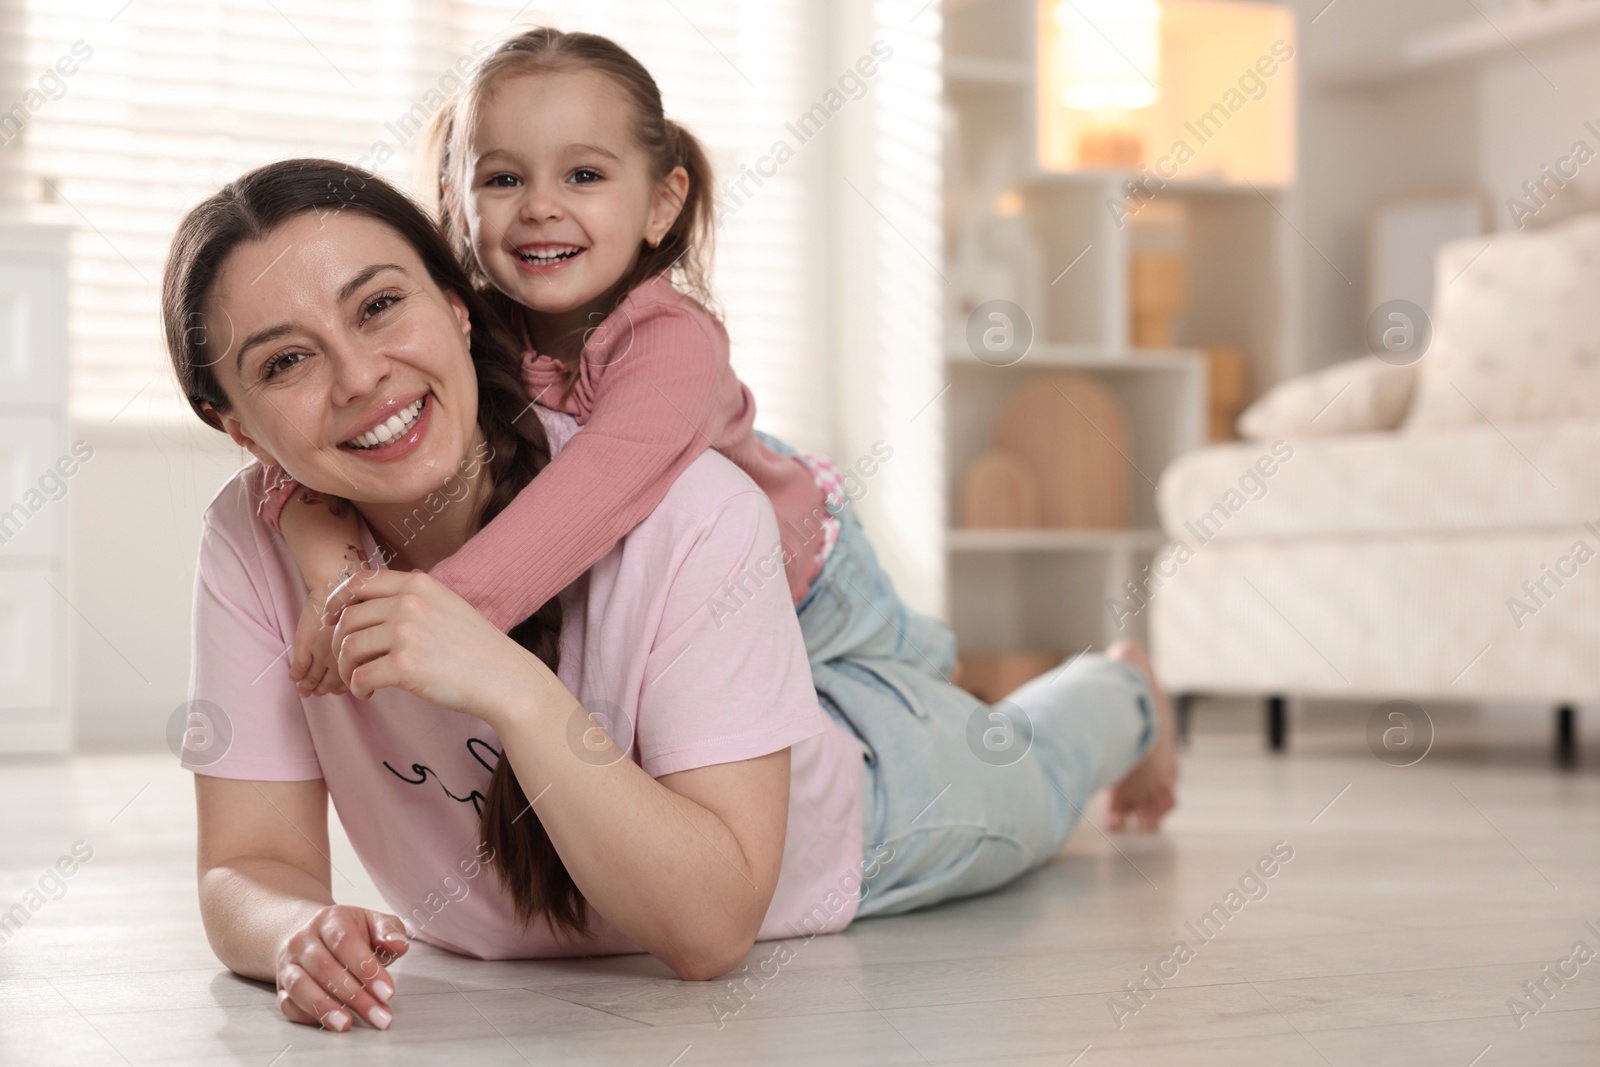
[3,0,1599,1063]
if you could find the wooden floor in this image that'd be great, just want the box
[4,706,1599,1065]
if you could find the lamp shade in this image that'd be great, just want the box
[1053,0,1162,112]
[1035,0,1297,184]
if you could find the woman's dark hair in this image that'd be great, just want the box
[420,27,718,382]
[161,158,593,939]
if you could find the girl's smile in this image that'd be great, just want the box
[464,67,687,353]
[511,242,587,275]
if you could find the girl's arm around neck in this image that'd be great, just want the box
[429,296,732,632]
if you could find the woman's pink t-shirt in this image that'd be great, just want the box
[183,410,865,959]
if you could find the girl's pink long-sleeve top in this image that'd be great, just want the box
[262,273,828,633]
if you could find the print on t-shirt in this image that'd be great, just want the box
[382,736,501,815]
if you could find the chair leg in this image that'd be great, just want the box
[1266,695,1288,753]
[1174,693,1193,746]
[1556,704,1577,767]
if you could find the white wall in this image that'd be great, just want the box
[1289,0,1600,366]
[70,418,245,748]
[1477,34,1600,228]
[1289,0,1476,366]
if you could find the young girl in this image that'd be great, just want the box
[266,28,956,697]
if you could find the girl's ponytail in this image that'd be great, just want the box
[416,98,456,225]
[645,120,716,313]
[425,92,534,346]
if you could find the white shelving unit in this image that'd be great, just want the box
[0,218,73,753]
[941,0,1297,656]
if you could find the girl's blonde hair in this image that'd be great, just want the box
[420,28,718,345]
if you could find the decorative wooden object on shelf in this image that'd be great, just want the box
[955,651,1065,705]
[992,374,1131,529]
[958,450,1042,529]
[1205,345,1250,442]
[1131,252,1188,347]
[1076,127,1143,168]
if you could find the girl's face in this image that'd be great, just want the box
[202,211,484,509]
[464,67,688,323]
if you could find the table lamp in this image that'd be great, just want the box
[1050,0,1161,167]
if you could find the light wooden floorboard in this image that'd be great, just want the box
[3,718,1598,1065]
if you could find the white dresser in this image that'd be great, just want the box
[0,219,72,753]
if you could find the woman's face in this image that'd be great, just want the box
[204,211,483,508]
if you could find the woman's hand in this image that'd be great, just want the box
[276,905,409,1031]
[326,569,557,723]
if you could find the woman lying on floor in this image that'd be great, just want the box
[163,158,1177,1033]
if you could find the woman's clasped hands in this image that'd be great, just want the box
[325,569,556,725]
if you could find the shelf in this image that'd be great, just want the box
[943,55,1030,85]
[1316,1,1600,89]
[948,528,1169,552]
[946,343,1204,372]
[939,1,1291,651]
[1020,169,1291,196]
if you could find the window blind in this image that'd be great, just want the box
[22,0,820,439]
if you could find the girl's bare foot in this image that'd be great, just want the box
[1106,640,1179,832]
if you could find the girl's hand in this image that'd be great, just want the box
[326,569,556,723]
[288,594,348,697]
[276,905,408,1032]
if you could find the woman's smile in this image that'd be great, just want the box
[339,390,434,460]
[203,210,484,511]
